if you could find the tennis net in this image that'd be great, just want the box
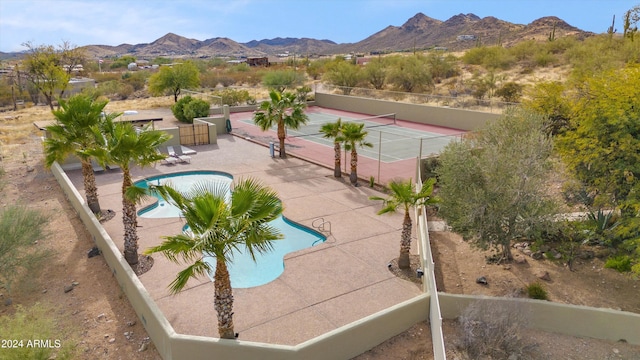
[289,113,397,138]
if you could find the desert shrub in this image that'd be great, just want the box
[218,76,236,87]
[172,95,209,123]
[214,88,251,106]
[0,303,76,359]
[199,71,219,88]
[121,71,148,91]
[109,55,136,69]
[296,86,312,103]
[456,300,536,359]
[183,98,210,122]
[0,205,49,292]
[95,80,134,100]
[525,282,549,300]
[91,72,121,83]
[172,95,192,123]
[462,46,515,70]
[495,82,523,103]
[533,51,557,67]
[605,255,632,272]
[420,156,440,182]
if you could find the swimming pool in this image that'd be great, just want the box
[135,171,326,288]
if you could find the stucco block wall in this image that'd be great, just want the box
[314,93,499,131]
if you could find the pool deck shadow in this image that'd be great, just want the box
[65,134,422,346]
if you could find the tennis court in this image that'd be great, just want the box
[230,106,464,183]
[238,107,463,163]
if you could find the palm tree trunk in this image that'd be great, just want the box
[334,141,341,178]
[277,119,287,158]
[349,149,358,185]
[214,259,236,339]
[81,159,101,214]
[122,170,139,265]
[398,211,412,269]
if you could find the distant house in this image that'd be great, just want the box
[457,35,476,41]
[246,57,269,67]
[66,78,96,97]
[356,57,370,66]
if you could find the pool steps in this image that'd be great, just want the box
[312,217,332,235]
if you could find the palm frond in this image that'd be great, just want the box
[168,259,211,294]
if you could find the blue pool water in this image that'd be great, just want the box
[135,171,326,288]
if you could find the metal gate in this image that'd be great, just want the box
[179,123,209,146]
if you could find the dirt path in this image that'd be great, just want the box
[0,137,161,360]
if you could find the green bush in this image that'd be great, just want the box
[214,88,251,106]
[0,303,76,359]
[525,282,549,300]
[172,96,192,122]
[183,98,211,122]
[0,205,49,292]
[172,96,209,123]
[122,71,148,91]
[605,255,632,272]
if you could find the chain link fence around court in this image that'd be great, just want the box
[316,84,518,114]
[283,111,464,183]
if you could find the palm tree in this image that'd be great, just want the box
[253,89,309,158]
[44,94,117,214]
[369,178,438,269]
[144,178,283,339]
[341,122,373,186]
[97,120,170,266]
[319,118,344,178]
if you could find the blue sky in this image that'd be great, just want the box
[0,0,636,52]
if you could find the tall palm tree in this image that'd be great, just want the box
[253,89,309,158]
[341,122,373,186]
[97,120,170,266]
[369,178,439,269]
[144,178,283,339]
[319,118,344,178]
[44,94,117,214]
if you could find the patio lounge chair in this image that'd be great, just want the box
[159,146,178,165]
[168,146,191,163]
[174,146,192,163]
[180,145,197,155]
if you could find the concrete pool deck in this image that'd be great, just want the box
[65,134,422,345]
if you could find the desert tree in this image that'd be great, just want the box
[341,122,373,186]
[370,178,438,269]
[44,94,117,214]
[557,65,640,208]
[145,178,283,339]
[387,55,433,93]
[362,57,387,90]
[436,107,558,262]
[324,59,361,95]
[148,61,200,102]
[253,90,309,158]
[319,118,344,178]
[556,65,640,273]
[522,81,571,135]
[21,41,85,110]
[261,70,305,92]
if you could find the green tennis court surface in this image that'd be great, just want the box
[240,110,460,163]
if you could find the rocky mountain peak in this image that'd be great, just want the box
[401,12,442,32]
[444,13,481,26]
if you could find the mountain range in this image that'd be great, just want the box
[9,13,593,59]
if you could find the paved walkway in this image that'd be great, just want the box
[65,134,422,345]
